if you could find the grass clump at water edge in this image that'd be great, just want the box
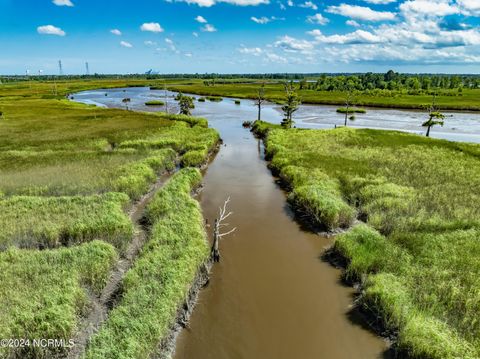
[85,168,209,359]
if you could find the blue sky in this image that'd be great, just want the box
[0,0,479,74]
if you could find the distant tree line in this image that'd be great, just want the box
[297,70,480,92]
[1,71,479,91]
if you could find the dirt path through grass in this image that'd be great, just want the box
[67,171,174,359]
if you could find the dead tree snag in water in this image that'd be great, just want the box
[211,197,236,262]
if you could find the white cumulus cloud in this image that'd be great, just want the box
[307,13,329,25]
[140,22,164,33]
[363,0,396,4]
[52,0,74,6]
[201,24,217,32]
[400,0,459,17]
[110,29,122,36]
[195,15,208,23]
[120,41,133,48]
[238,46,264,55]
[274,35,315,53]
[299,1,317,10]
[346,20,360,27]
[327,4,396,21]
[251,16,271,24]
[37,25,66,36]
[180,0,268,7]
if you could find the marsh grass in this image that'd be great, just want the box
[0,80,218,357]
[0,193,133,251]
[85,168,208,359]
[145,100,165,106]
[336,107,367,114]
[0,241,117,358]
[265,126,480,358]
[168,82,480,110]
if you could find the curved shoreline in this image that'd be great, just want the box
[165,85,480,112]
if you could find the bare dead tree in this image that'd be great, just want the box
[254,84,266,122]
[344,88,355,127]
[164,82,169,114]
[211,197,236,262]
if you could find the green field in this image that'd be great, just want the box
[262,125,480,358]
[0,80,217,358]
[168,82,480,111]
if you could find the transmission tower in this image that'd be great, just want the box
[85,62,90,75]
[58,60,63,76]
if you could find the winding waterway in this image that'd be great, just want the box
[74,86,480,143]
[72,86,480,358]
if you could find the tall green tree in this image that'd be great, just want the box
[422,94,445,137]
[281,83,300,129]
[178,94,195,116]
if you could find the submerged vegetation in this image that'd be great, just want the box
[0,80,218,358]
[336,107,367,114]
[264,126,480,358]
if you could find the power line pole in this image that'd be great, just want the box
[58,60,63,76]
[85,62,90,76]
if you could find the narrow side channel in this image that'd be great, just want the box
[173,118,390,358]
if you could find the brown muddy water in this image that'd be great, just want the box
[73,88,392,358]
[174,122,389,359]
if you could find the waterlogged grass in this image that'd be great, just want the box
[336,107,367,114]
[0,241,117,358]
[0,193,132,251]
[85,169,208,359]
[145,100,165,106]
[265,127,480,358]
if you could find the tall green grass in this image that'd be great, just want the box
[85,168,208,359]
[265,126,480,358]
[0,80,219,358]
[0,193,133,251]
[0,241,117,358]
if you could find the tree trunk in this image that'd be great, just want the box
[344,106,348,127]
[426,125,431,137]
[257,104,261,121]
[210,219,220,262]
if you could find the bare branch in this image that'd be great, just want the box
[219,227,237,237]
